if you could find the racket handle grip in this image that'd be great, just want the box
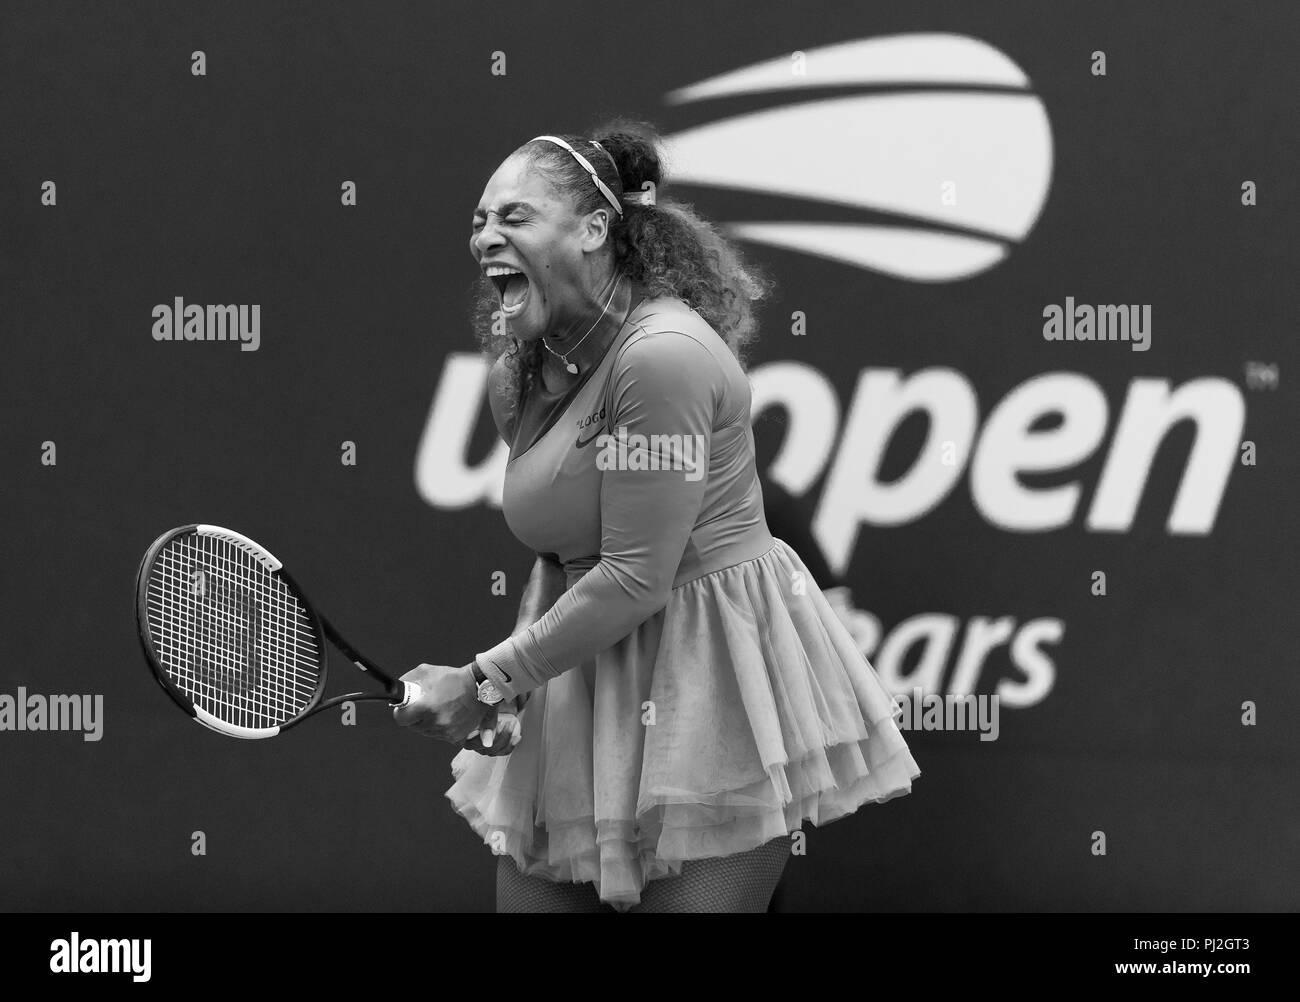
[393,680,421,709]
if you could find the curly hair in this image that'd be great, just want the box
[469,117,775,417]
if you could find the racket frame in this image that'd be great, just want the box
[135,523,414,739]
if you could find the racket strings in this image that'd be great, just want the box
[144,534,321,728]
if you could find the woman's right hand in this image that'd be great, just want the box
[463,705,522,757]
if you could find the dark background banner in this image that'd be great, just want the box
[2,0,1296,911]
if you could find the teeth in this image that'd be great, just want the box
[485,265,523,278]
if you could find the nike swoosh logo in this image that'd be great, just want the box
[575,428,605,448]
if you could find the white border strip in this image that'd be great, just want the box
[193,704,281,740]
[195,524,283,571]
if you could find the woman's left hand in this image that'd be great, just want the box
[464,708,522,756]
[392,663,485,743]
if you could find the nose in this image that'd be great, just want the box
[472,215,506,257]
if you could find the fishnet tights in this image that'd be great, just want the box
[495,834,793,913]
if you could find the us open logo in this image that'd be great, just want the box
[660,33,1054,282]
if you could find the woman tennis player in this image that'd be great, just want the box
[394,119,921,912]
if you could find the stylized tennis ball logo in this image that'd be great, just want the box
[662,33,1053,282]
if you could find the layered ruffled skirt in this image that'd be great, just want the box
[446,538,921,910]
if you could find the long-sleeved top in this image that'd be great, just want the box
[474,275,774,701]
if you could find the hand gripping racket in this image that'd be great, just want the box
[135,524,421,739]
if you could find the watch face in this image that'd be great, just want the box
[477,679,504,704]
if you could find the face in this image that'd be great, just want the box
[470,152,611,341]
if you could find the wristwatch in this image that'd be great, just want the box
[470,660,505,705]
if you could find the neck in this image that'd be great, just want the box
[545,265,622,349]
[541,266,629,375]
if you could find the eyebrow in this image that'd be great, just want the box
[473,200,537,219]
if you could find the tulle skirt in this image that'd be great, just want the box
[445,538,921,910]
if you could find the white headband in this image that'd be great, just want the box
[531,135,624,217]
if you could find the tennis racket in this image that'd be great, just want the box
[135,524,420,739]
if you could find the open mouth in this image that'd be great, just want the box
[486,265,530,318]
